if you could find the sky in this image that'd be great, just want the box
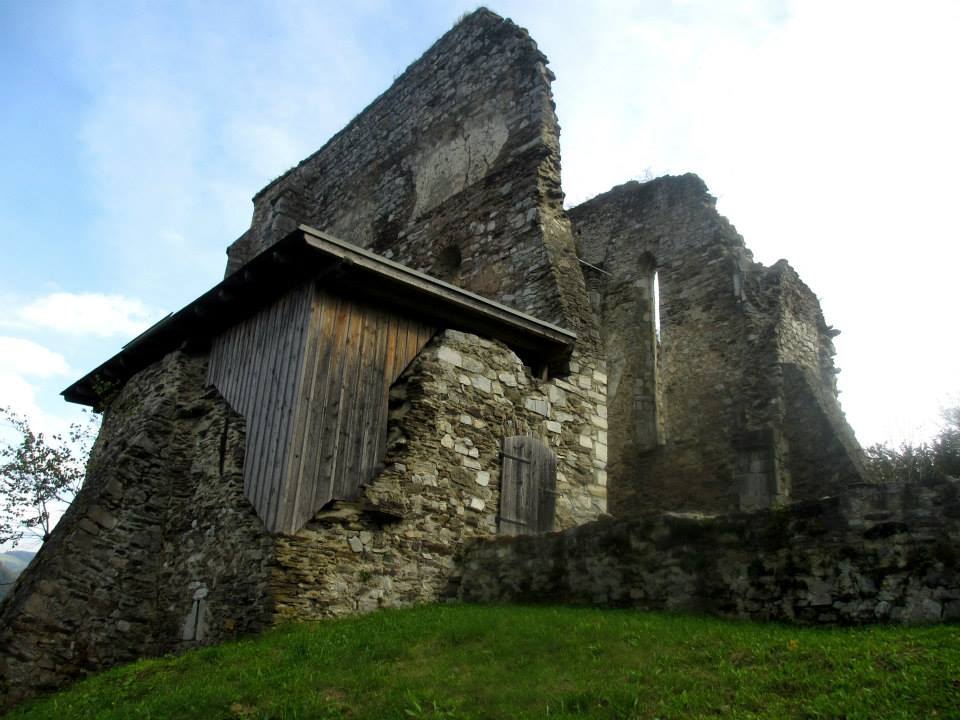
[1,0,958,461]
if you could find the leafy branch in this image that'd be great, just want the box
[0,407,98,548]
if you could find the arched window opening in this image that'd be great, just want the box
[433,245,462,285]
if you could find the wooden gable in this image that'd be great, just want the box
[208,280,433,534]
[63,226,576,536]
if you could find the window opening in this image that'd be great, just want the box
[432,245,462,285]
[653,270,661,341]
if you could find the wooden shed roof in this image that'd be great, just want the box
[62,225,577,407]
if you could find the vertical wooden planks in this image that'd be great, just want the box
[206,280,312,531]
[282,286,329,531]
[498,436,557,535]
[284,298,434,534]
[208,280,437,535]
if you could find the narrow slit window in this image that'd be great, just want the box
[653,270,661,341]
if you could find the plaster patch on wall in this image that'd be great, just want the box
[327,196,378,248]
[412,112,509,219]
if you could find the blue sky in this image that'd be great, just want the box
[2,0,959,450]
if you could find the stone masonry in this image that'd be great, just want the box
[272,330,606,621]
[569,175,865,515]
[457,476,960,624]
[227,9,596,345]
[0,353,275,708]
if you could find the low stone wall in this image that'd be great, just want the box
[272,329,608,621]
[456,477,960,624]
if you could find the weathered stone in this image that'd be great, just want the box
[456,478,960,626]
[570,175,866,515]
[524,398,550,417]
[437,347,463,368]
[0,353,273,710]
[472,376,493,394]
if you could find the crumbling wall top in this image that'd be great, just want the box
[226,8,592,336]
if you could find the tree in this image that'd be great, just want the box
[0,408,96,548]
[864,404,960,484]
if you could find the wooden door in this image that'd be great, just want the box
[498,436,557,535]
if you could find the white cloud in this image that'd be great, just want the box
[0,371,44,420]
[0,337,71,378]
[14,293,155,338]
[0,338,73,434]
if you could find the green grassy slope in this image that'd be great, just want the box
[8,605,960,720]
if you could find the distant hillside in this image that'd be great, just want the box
[0,551,35,599]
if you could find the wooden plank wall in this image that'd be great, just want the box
[498,436,557,536]
[280,287,434,534]
[207,280,313,531]
[208,280,434,535]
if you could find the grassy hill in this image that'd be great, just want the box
[7,604,959,719]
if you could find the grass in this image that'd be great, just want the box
[7,604,960,719]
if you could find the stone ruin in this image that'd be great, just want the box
[1,7,957,710]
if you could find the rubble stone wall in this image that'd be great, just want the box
[0,353,275,710]
[457,477,960,625]
[569,175,864,516]
[272,329,608,621]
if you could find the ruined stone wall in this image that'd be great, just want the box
[227,10,595,341]
[771,263,867,501]
[0,353,275,710]
[457,476,960,625]
[271,329,607,621]
[569,174,864,516]
[0,330,607,707]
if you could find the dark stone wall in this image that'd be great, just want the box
[457,477,960,625]
[226,9,595,342]
[0,353,275,710]
[569,174,865,516]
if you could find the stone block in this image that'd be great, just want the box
[87,506,119,531]
[524,398,550,417]
[437,347,463,367]
[473,376,493,394]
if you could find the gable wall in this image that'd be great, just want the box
[227,10,594,340]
